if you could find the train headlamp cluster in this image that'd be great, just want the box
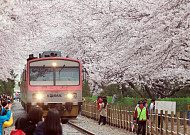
[36,93,43,99]
[33,93,77,99]
[32,93,43,100]
[67,93,73,99]
[52,62,57,67]
[67,93,77,99]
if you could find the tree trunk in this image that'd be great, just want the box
[144,85,153,98]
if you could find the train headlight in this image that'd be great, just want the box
[36,93,43,100]
[52,62,57,67]
[67,93,77,99]
[67,93,73,99]
[32,93,43,100]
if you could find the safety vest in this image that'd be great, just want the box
[137,107,147,120]
[83,98,85,102]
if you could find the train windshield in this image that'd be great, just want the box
[30,67,53,85]
[29,60,80,86]
[55,68,79,85]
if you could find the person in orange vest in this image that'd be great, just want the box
[96,96,103,110]
[134,100,149,135]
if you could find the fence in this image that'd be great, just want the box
[82,102,190,135]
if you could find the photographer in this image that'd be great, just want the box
[0,103,12,135]
[96,96,103,111]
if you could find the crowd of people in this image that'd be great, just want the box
[0,94,63,135]
[133,99,158,135]
[0,94,13,135]
[133,99,149,135]
[95,96,157,135]
[14,107,62,135]
[0,94,156,135]
[13,92,21,102]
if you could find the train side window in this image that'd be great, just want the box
[23,70,26,81]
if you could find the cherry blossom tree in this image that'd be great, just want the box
[0,0,189,97]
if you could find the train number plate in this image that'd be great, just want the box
[47,94,62,97]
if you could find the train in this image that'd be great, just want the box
[19,51,82,122]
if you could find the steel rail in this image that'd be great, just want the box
[67,121,96,135]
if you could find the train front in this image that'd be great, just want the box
[26,57,82,120]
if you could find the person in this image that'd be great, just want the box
[132,100,141,132]
[18,93,21,102]
[96,96,103,111]
[82,97,85,102]
[143,99,148,107]
[0,104,11,135]
[15,106,43,135]
[33,108,62,135]
[149,99,155,113]
[1,101,13,135]
[16,93,19,102]
[1,100,7,115]
[135,100,140,111]
[149,99,161,129]
[134,100,149,135]
[2,108,13,135]
[98,96,107,125]
[13,93,16,101]
[79,97,86,115]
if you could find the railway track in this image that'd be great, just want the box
[67,121,96,135]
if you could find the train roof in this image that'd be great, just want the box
[27,51,80,62]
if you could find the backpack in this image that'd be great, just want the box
[10,129,26,135]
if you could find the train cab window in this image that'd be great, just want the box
[29,59,80,86]
[55,68,79,85]
[29,67,53,85]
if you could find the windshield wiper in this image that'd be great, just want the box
[59,64,65,72]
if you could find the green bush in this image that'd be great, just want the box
[85,96,190,113]
[160,98,190,113]
[82,82,91,97]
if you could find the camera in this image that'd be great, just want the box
[7,100,11,104]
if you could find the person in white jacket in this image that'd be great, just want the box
[149,99,155,113]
